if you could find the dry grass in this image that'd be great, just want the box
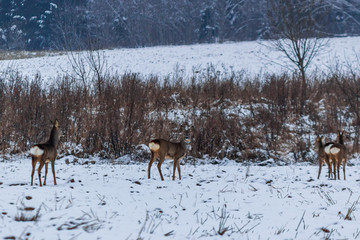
[15,207,41,222]
[0,50,65,60]
[0,69,359,162]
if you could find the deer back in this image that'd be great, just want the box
[324,142,335,156]
[329,130,347,160]
[323,131,345,156]
[330,143,346,157]
[35,142,57,160]
[149,139,186,159]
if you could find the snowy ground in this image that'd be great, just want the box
[1,156,360,240]
[1,37,360,239]
[0,37,360,81]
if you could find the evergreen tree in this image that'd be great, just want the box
[198,7,218,43]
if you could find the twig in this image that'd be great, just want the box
[345,196,360,221]
[137,211,149,239]
[295,211,306,231]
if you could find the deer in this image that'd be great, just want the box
[29,119,61,186]
[148,126,192,181]
[315,136,333,179]
[329,130,347,180]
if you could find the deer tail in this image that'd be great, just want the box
[149,140,160,151]
[30,146,44,156]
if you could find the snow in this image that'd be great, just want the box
[0,36,359,82]
[1,37,360,239]
[1,156,360,239]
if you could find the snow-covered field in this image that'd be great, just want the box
[0,37,360,81]
[1,156,360,240]
[1,37,360,239]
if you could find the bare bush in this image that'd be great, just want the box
[0,69,358,163]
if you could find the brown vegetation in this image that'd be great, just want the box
[0,70,359,163]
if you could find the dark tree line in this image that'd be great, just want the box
[0,0,360,51]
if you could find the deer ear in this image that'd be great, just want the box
[54,119,59,128]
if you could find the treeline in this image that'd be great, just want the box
[1,0,360,51]
[0,70,359,162]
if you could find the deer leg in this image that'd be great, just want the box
[38,161,45,187]
[343,159,346,180]
[325,157,332,179]
[317,159,322,179]
[325,163,331,179]
[157,155,165,181]
[44,162,49,185]
[327,160,333,179]
[31,157,37,186]
[332,158,337,180]
[335,159,339,180]
[148,151,156,179]
[177,159,181,180]
[172,159,177,181]
[51,160,57,185]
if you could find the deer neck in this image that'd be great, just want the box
[315,138,323,151]
[315,142,322,151]
[181,138,191,150]
[48,127,60,147]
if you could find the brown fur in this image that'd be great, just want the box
[148,132,190,181]
[329,131,347,180]
[30,120,61,186]
[315,136,333,179]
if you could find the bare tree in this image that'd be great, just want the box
[266,0,328,104]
